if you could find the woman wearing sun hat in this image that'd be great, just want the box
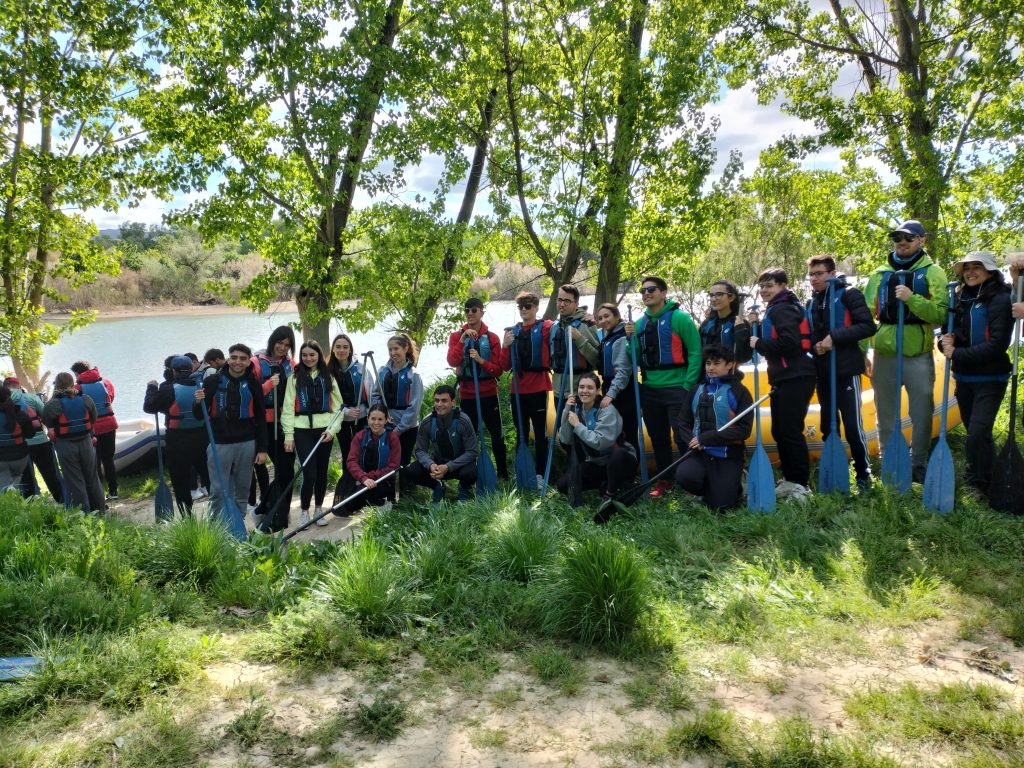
[938,251,1012,495]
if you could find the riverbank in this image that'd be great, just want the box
[43,300,303,321]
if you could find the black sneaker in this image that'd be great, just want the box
[912,466,926,484]
[856,474,872,491]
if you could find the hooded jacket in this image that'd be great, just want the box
[753,289,815,383]
[557,400,635,466]
[372,360,423,435]
[550,308,600,397]
[627,299,703,390]
[950,277,1013,382]
[74,368,117,435]
[861,249,947,357]
[447,321,504,400]
[677,371,753,460]
[807,274,876,379]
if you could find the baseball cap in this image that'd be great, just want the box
[171,355,194,372]
[889,220,926,238]
[3,376,21,389]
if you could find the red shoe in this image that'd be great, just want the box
[648,479,673,498]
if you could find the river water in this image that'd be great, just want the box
[17,300,532,423]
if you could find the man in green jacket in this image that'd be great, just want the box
[862,220,947,483]
[626,275,703,497]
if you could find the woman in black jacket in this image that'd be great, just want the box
[0,387,38,493]
[939,252,1012,494]
[699,280,751,364]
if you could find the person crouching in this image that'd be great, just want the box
[407,385,478,502]
[674,345,754,511]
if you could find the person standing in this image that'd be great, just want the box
[328,333,368,486]
[0,387,39,493]
[407,385,478,502]
[550,284,599,414]
[699,280,752,364]
[70,361,119,499]
[806,255,877,489]
[281,340,342,526]
[626,275,703,498]
[447,297,508,481]
[594,303,639,456]
[144,356,212,515]
[339,404,402,515]
[3,377,62,502]
[501,291,553,489]
[372,333,424,482]
[747,268,816,499]
[42,372,106,512]
[674,345,754,511]
[939,252,1012,495]
[250,326,296,509]
[193,344,268,521]
[862,221,947,483]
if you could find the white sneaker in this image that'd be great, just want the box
[191,488,203,501]
[536,474,545,491]
[789,483,812,501]
[315,508,328,526]
[299,509,310,526]
[378,501,393,513]
[775,480,796,499]
[246,503,257,520]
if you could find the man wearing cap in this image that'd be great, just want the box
[447,297,508,480]
[70,360,119,499]
[144,356,211,514]
[862,220,947,483]
[3,377,63,503]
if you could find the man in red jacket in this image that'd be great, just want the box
[447,297,507,480]
[71,360,119,499]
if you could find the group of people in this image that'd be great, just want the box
[2,219,1020,524]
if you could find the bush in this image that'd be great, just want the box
[249,602,394,668]
[144,515,239,590]
[541,533,651,646]
[485,504,562,583]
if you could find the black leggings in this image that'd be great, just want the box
[335,418,365,481]
[250,421,294,505]
[293,428,332,509]
[94,430,118,495]
[510,390,549,475]
[556,446,637,497]
[20,442,64,502]
[675,451,744,511]
[165,428,209,514]
[463,393,508,479]
[769,376,816,486]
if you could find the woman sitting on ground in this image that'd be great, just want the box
[556,372,637,512]
[338,404,402,515]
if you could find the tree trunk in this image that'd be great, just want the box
[594,0,648,307]
[296,286,332,350]
[541,203,600,320]
[404,88,498,344]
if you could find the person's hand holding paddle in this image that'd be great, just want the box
[363,477,377,490]
[894,284,912,301]
[939,333,955,358]
[283,440,294,453]
[688,436,703,451]
[565,394,580,427]
[194,388,205,402]
[255,451,267,465]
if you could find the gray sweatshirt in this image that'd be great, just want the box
[558,402,633,466]
[550,309,600,398]
[414,410,478,471]
[599,323,631,400]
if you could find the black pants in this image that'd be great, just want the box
[166,428,209,514]
[675,451,744,511]
[463,393,508,479]
[604,383,639,457]
[335,419,365,481]
[556,446,637,497]
[405,460,477,492]
[640,384,687,473]
[510,390,549,475]
[19,442,64,502]
[336,477,396,515]
[816,373,870,479]
[294,428,332,509]
[955,379,1007,492]
[250,421,293,505]
[94,430,118,496]
[770,377,816,486]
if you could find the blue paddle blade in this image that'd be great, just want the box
[477,452,497,496]
[747,447,776,513]
[818,435,850,495]
[514,441,533,491]
[881,432,912,495]
[155,483,174,522]
[218,498,249,541]
[923,439,955,514]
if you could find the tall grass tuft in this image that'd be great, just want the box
[541,533,651,646]
[485,503,562,583]
[316,537,424,635]
[146,514,239,590]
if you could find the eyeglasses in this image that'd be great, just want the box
[707,291,728,298]
[807,271,830,278]
[464,307,480,314]
[641,285,660,294]
[556,298,573,304]
[890,234,918,243]
[757,283,776,291]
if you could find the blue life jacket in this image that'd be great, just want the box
[598,325,627,382]
[550,319,594,374]
[380,364,414,410]
[573,405,611,461]
[334,362,363,408]
[168,381,203,430]
[0,411,27,448]
[807,286,853,337]
[513,322,548,373]
[760,302,812,353]
[692,378,739,459]
[700,314,737,351]
[635,308,687,370]
[211,375,255,421]
[258,355,293,381]
[359,426,393,471]
[460,337,495,381]
[79,380,113,418]
[54,394,91,437]
[429,409,464,460]
[876,266,931,325]
[294,373,331,416]
[954,295,1012,382]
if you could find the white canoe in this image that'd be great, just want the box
[113,418,160,473]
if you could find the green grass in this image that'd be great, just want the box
[525,644,584,696]
[354,692,407,741]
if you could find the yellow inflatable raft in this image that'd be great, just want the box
[547,350,961,461]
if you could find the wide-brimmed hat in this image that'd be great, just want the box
[953,251,999,275]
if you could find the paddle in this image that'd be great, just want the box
[990,277,1024,514]
[257,407,343,533]
[198,398,248,541]
[332,351,372,509]
[923,282,959,513]
[747,319,776,513]
[627,306,649,483]
[468,339,497,496]
[50,442,70,510]
[564,333,583,507]
[510,344,535,491]
[597,389,773,518]
[818,278,850,495]
[881,270,912,494]
[153,415,174,521]
[282,463,412,543]
[541,337,569,495]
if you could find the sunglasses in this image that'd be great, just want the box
[890,234,918,243]
[641,285,660,294]
[517,303,536,309]
[464,307,481,314]
[707,291,728,298]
